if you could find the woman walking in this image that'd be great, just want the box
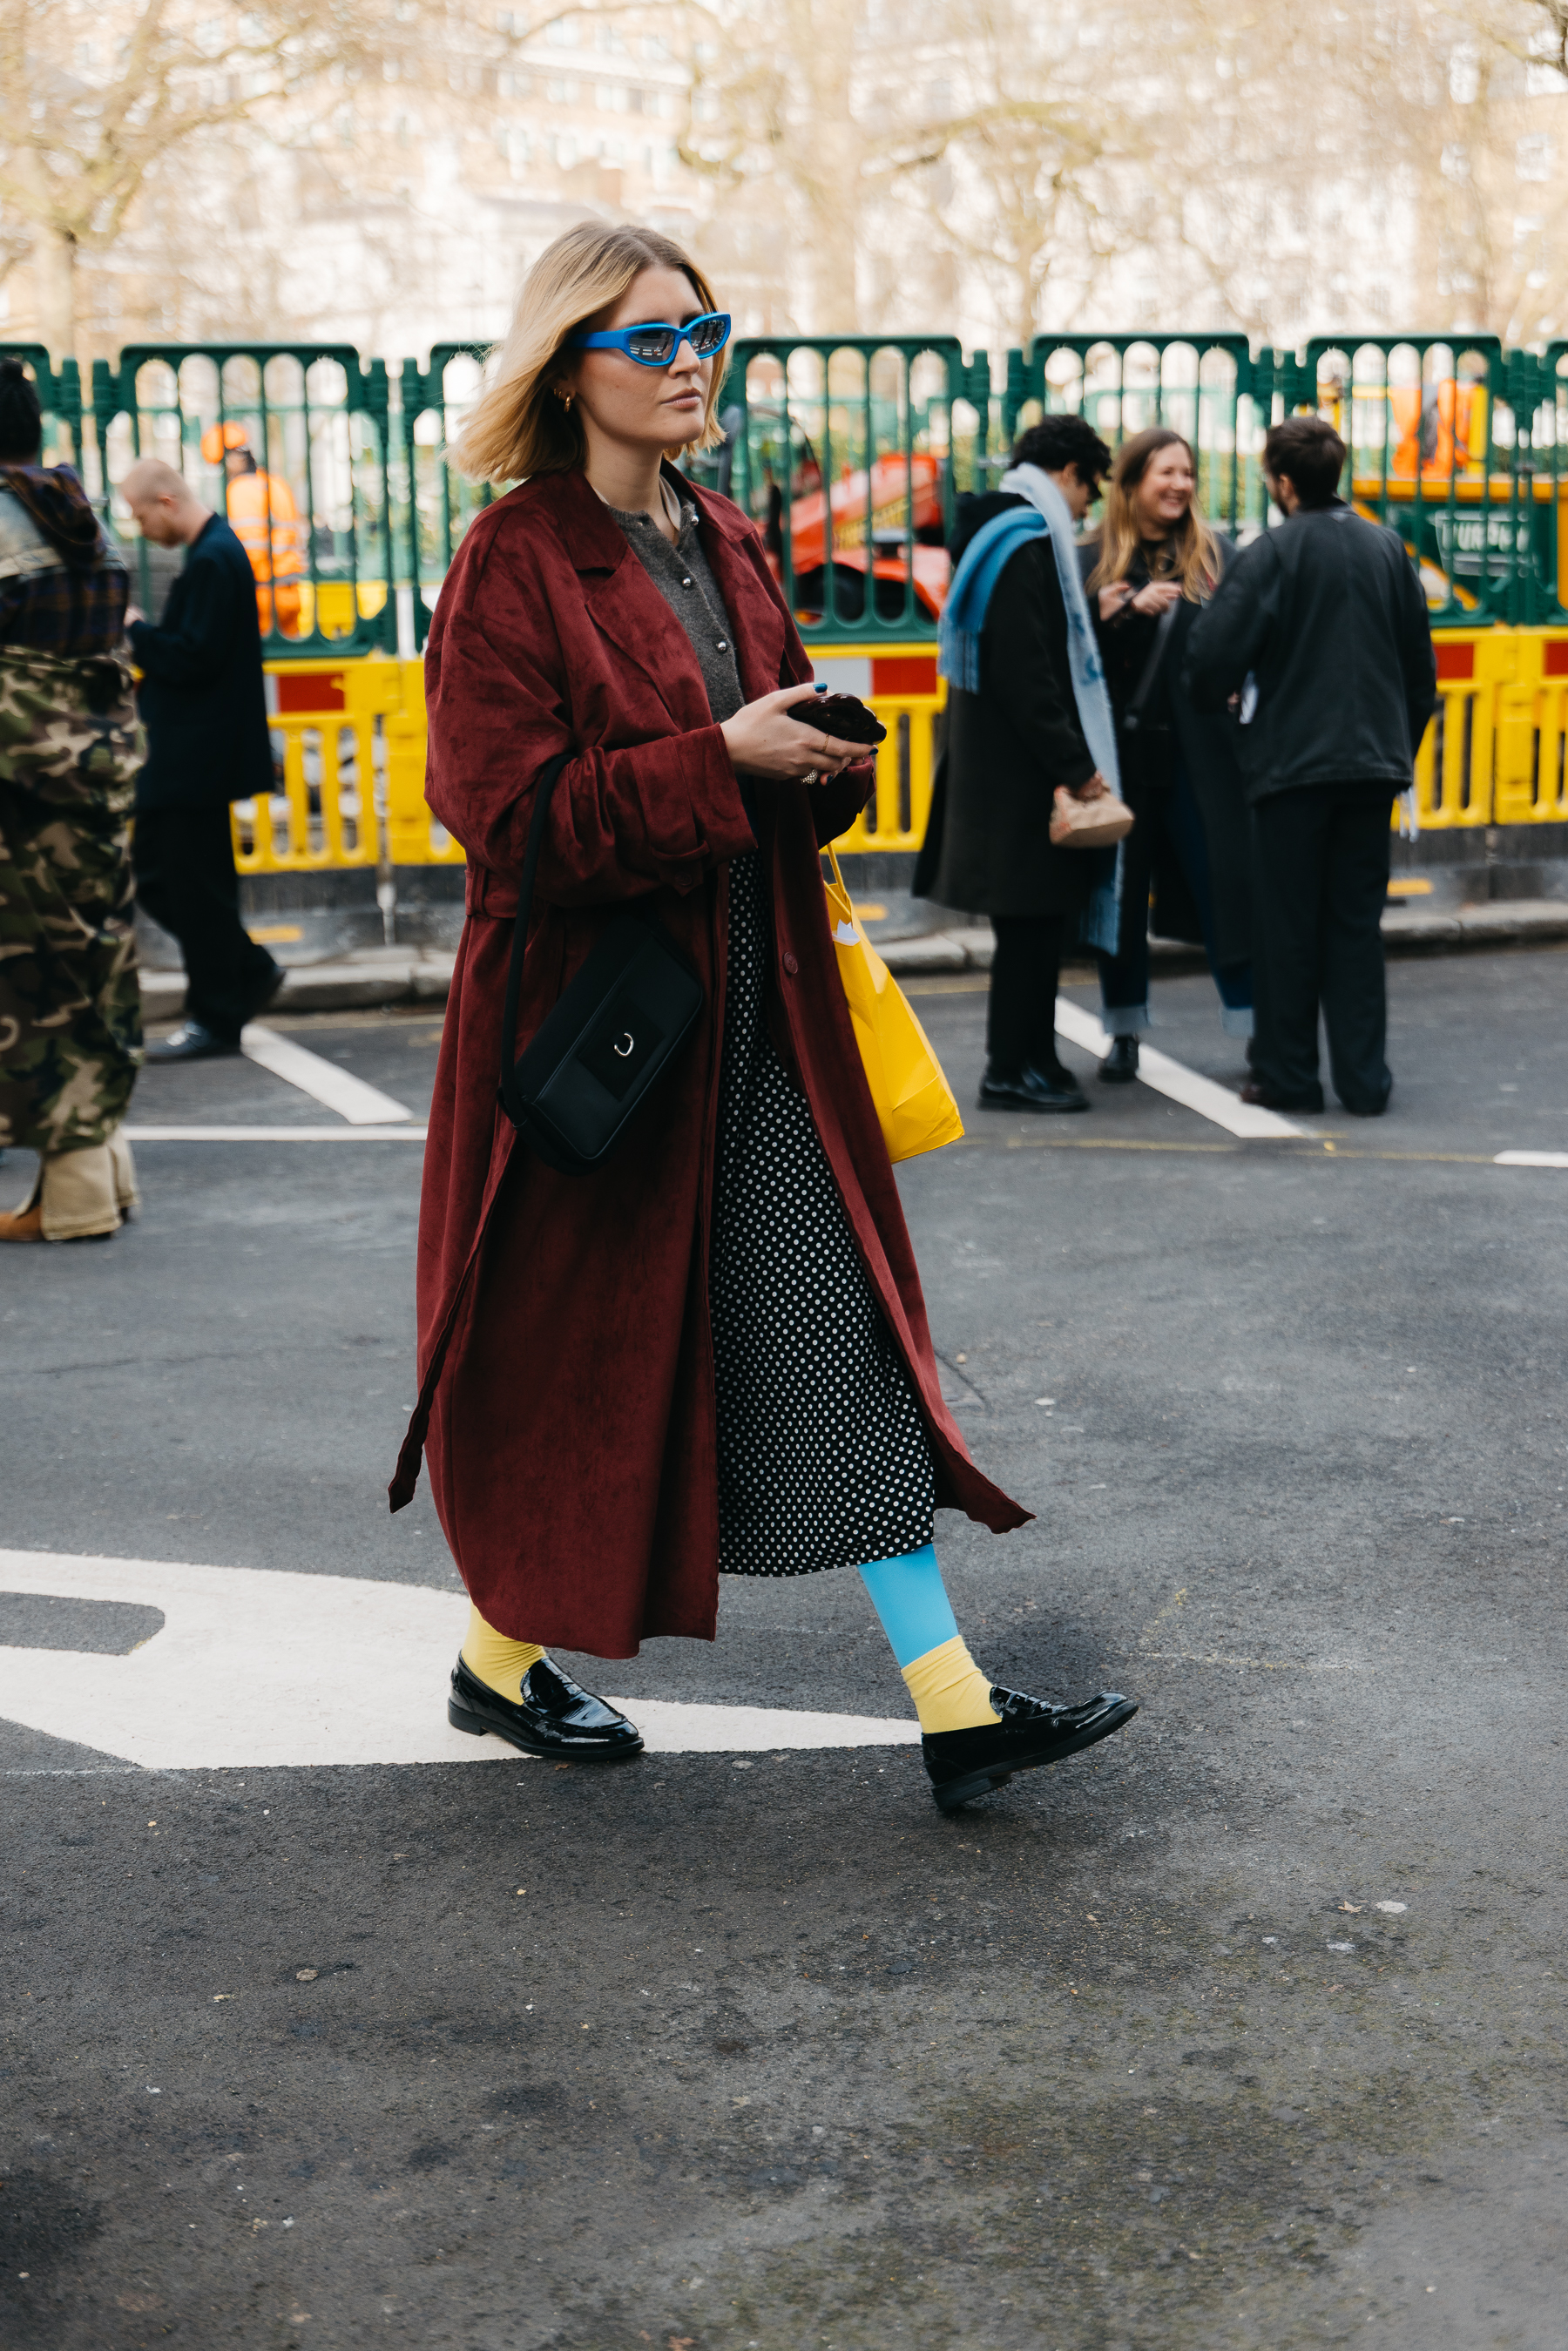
[390,223,1135,1812]
[0,359,144,1243]
[1084,429,1251,1082]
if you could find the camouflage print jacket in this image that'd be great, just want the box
[0,638,145,1155]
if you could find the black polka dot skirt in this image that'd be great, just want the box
[710,848,936,1577]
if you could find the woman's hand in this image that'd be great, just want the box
[1099,580,1181,622]
[720,687,874,783]
[1069,770,1112,801]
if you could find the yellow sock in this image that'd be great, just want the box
[902,1634,1001,1734]
[461,1603,545,1699]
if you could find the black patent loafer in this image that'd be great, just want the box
[923,1685,1138,1813]
[447,1654,644,1760]
[145,1020,240,1063]
[977,1064,1089,1115]
[1099,1035,1139,1084]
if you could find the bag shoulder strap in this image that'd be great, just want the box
[1124,601,1181,730]
[499,749,571,1124]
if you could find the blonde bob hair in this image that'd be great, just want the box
[450,220,728,484]
[1085,427,1220,603]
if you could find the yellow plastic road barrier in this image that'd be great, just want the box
[237,657,403,875]
[232,628,1568,877]
[803,646,943,855]
[1418,629,1568,828]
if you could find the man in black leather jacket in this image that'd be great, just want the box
[1184,417,1436,1115]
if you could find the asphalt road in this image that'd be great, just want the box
[3,945,1566,2350]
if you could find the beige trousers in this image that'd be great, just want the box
[29,1132,140,1240]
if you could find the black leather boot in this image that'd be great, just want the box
[1099,1036,1139,1084]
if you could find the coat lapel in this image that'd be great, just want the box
[581,561,714,734]
[537,468,713,735]
[531,465,792,726]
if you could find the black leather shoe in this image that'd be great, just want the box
[1099,1035,1139,1084]
[1239,1078,1324,1112]
[447,1654,644,1760]
[145,1020,241,1063]
[977,1064,1089,1115]
[241,960,287,1021]
[1339,1088,1391,1118]
[923,1686,1138,1813]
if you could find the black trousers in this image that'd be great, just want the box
[132,803,280,1044]
[1250,784,1396,1114]
[987,914,1069,1078]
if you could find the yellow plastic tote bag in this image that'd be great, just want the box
[823,844,964,1164]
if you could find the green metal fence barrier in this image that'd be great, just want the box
[395,343,495,650]
[1014,334,1267,534]
[712,335,971,640]
[1535,341,1568,624]
[88,343,396,656]
[0,344,85,472]
[7,327,1565,649]
[1301,334,1517,627]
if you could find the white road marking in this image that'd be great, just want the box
[123,1125,427,1143]
[240,1023,414,1125]
[1495,1150,1568,1169]
[1053,996,1307,1140]
[0,1550,918,1770]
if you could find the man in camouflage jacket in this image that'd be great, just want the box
[0,361,145,1242]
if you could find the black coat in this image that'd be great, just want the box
[914,491,1098,919]
[1085,539,1251,967]
[1182,501,1437,804]
[128,515,273,810]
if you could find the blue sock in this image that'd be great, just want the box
[858,1543,959,1670]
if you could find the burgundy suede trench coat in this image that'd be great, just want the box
[389,465,1028,1658]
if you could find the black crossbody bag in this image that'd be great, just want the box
[497,752,706,1174]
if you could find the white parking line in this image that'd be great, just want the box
[122,1125,427,1142]
[1053,996,1308,1140]
[1495,1150,1568,1170]
[0,1550,918,1769]
[240,1023,414,1125]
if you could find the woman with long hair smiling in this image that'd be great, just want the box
[389,223,1136,1814]
[1084,427,1252,1082]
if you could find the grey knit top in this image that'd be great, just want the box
[606,493,746,726]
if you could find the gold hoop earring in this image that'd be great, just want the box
[557,390,574,415]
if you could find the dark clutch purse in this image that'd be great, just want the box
[499,752,706,1174]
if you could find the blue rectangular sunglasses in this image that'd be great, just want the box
[569,311,731,368]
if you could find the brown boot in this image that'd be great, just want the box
[0,1192,44,1241]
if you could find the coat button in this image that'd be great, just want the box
[782,951,800,976]
[716,638,729,652]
